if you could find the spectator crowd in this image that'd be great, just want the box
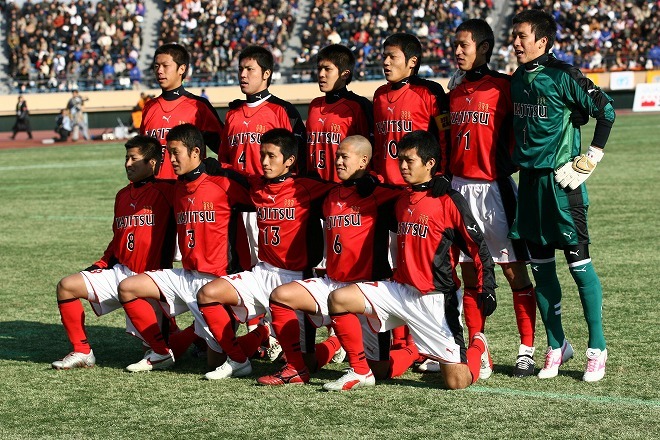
[2,0,659,93]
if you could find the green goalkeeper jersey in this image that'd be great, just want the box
[511,54,615,170]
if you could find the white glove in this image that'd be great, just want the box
[554,146,604,190]
[447,69,466,91]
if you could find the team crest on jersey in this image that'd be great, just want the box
[435,113,450,131]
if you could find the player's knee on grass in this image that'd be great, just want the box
[368,359,391,380]
[57,273,87,301]
[207,347,227,369]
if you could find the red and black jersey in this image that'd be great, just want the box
[141,86,224,180]
[393,188,496,296]
[174,167,253,276]
[449,67,516,180]
[249,174,333,271]
[220,92,306,176]
[323,184,401,281]
[373,76,450,185]
[94,179,176,273]
[306,88,373,182]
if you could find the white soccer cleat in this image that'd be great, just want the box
[322,368,375,391]
[417,358,441,373]
[583,348,607,382]
[52,350,96,370]
[473,332,493,380]
[204,358,252,380]
[265,336,283,362]
[537,340,574,379]
[125,349,174,372]
[331,346,346,364]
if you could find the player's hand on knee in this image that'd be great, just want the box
[554,146,603,190]
[477,291,497,317]
[430,175,451,197]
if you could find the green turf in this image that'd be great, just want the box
[0,114,659,439]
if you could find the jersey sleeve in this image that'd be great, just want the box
[299,176,336,200]
[354,93,375,146]
[198,99,224,155]
[289,107,308,176]
[444,190,497,296]
[93,193,121,269]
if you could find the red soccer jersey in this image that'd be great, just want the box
[323,184,400,281]
[393,189,496,295]
[449,68,516,180]
[174,171,253,276]
[373,76,451,185]
[306,89,373,182]
[141,88,224,179]
[94,179,176,273]
[220,95,306,176]
[250,175,333,271]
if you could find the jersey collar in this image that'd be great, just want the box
[162,85,186,101]
[133,175,156,188]
[180,162,206,182]
[465,63,490,82]
[524,54,550,71]
[410,180,432,192]
[264,171,292,184]
[325,86,349,104]
[246,89,271,105]
[391,76,412,90]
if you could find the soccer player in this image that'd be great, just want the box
[117,124,255,372]
[324,130,497,391]
[372,32,451,186]
[257,135,420,386]
[141,43,224,180]
[219,45,306,268]
[196,128,333,380]
[51,135,176,369]
[509,9,615,382]
[306,44,373,182]
[447,19,537,378]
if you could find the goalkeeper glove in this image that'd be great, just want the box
[554,146,604,190]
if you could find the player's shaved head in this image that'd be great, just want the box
[341,135,372,161]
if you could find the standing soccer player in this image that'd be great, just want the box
[325,130,497,391]
[306,44,373,182]
[52,136,176,369]
[196,128,334,380]
[447,19,537,378]
[257,135,421,386]
[117,124,255,373]
[510,9,615,382]
[141,43,224,180]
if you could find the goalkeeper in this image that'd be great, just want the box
[509,9,615,382]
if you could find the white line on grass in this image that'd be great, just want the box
[468,386,660,407]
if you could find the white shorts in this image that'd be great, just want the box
[356,280,465,364]
[222,262,303,323]
[294,276,350,328]
[314,219,327,272]
[452,175,522,263]
[388,230,398,269]
[81,264,135,316]
[358,315,391,362]
[145,268,222,352]
[243,211,260,267]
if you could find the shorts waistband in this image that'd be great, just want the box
[259,261,303,277]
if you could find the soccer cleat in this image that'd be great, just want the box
[512,344,536,377]
[204,358,252,380]
[417,358,441,373]
[125,349,175,372]
[331,346,346,364]
[322,368,375,391]
[257,365,310,386]
[473,332,493,380]
[51,350,96,370]
[537,339,574,379]
[265,336,283,362]
[583,348,607,382]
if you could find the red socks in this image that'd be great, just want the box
[462,288,485,341]
[199,302,247,363]
[314,336,341,369]
[513,285,536,347]
[122,298,169,355]
[389,343,419,378]
[169,323,198,360]
[466,336,485,384]
[237,324,268,358]
[270,301,306,372]
[330,312,370,375]
[58,298,91,354]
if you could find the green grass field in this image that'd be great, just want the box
[0,113,659,439]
